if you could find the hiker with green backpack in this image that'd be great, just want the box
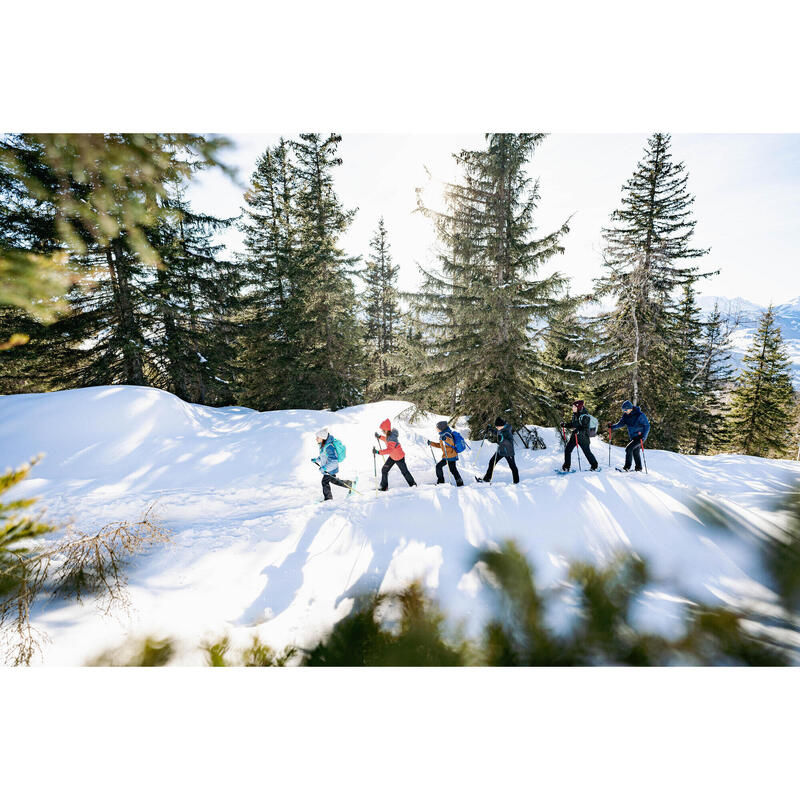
[312,427,356,501]
[559,400,600,472]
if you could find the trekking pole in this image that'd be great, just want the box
[607,424,612,467]
[640,437,648,475]
[575,433,582,471]
[373,449,378,496]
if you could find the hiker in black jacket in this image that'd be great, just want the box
[479,417,520,484]
[561,400,599,471]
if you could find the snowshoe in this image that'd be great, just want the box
[554,468,576,475]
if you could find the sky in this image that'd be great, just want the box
[187,134,800,307]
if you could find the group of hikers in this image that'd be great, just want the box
[311,400,651,501]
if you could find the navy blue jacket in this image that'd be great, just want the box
[610,407,650,441]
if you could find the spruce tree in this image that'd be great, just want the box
[538,297,591,427]
[362,217,402,400]
[149,191,241,405]
[406,133,569,435]
[236,135,365,411]
[665,282,705,452]
[591,133,709,445]
[0,133,230,393]
[725,306,795,457]
[291,134,365,410]
[685,301,735,454]
[235,140,301,410]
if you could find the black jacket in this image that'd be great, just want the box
[495,423,515,458]
[565,411,591,438]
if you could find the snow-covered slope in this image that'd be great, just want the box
[2,386,799,665]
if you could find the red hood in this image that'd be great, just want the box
[379,418,392,432]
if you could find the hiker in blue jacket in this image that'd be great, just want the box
[312,427,354,500]
[609,400,651,472]
[478,416,520,483]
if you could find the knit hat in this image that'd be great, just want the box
[573,400,584,411]
[315,428,329,440]
[621,400,633,411]
[436,420,449,432]
[494,416,506,427]
[379,418,392,432]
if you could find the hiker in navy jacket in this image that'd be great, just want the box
[312,428,354,500]
[609,400,650,472]
[480,417,520,483]
[561,400,599,471]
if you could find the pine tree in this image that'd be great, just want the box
[685,301,735,454]
[236,135,365,411]
[591,133,709,446]
[149,191,241,405]
[0,133,230,393]
[538,297,591,427]
[362,217,402,399]
[291,134,365,410]
[725,306,795,457]
[664,282,705,452]
[235,140,301,410]
[405,134,569,435]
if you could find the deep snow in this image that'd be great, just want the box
[2,385,799,665]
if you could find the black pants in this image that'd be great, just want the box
[379,457,416,490]
[436,458,463,486]
[563,432,598,470]
[624,438,643,470]
[322,473,352,500]
[483,453,519,483]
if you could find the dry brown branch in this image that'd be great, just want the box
[0,503,172,666]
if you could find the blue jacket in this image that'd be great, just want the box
[314,436,339,474]
[495,423,515,458]
[610,407,650,441]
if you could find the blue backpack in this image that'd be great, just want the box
[330,436,346,462]
[449,430,469,453]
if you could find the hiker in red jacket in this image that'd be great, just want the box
[373,418,417,491]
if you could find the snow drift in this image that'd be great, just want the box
[2,385,799,665]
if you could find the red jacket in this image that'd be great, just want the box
[377,418,405,460]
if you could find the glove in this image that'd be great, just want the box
[426,440,432,446]
[374,432,381,440]
[372,447,378,455]
[311,457,319,465]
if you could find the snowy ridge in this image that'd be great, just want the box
[698,293,800,387]
[2,386,799,665]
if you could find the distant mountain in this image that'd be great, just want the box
[698,295,800,388]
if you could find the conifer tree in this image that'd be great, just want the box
[149,191,241,405]
[236,135,365,411]
[725,306,795,457]
[291,134,365,409]
[406,134,569,435]
[591,133,709,445]
[538,297,590,427]
[0,133,230,393]
[362,217,402,399]
[235,140,301,410]
[685,301,735,454]
[662,282,705,452]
